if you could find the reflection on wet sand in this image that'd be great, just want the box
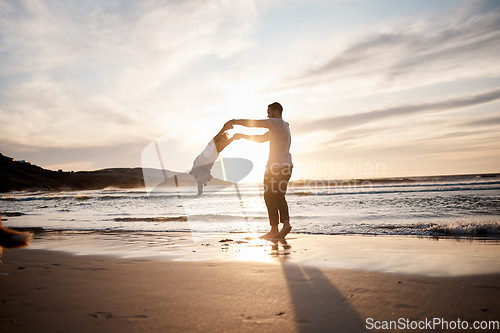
[27,231,500,276]
[269,239,291,257]
[220,236,292,263]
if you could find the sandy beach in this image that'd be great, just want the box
[1,234,499,332]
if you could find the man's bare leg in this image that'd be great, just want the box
[260,225,279,239]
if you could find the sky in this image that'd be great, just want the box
[0,0,499,182]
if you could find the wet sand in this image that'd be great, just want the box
[26,232,500,276]
[1,234,499,332]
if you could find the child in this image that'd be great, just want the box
[189,126,233,195]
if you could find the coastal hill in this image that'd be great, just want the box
[0,153,219,192]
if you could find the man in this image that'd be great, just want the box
[225,102,293,239]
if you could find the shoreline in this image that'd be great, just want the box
[19,232,500,277]
[1,248,499,332]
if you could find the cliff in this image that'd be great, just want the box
[0,153,217,192]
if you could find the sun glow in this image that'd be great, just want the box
[223,81,264,118]
[222,129,270,183]
[234,235,275,263]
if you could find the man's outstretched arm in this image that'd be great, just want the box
[233,132,269,143]
[225,119,270,129]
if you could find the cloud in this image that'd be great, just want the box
[294,88,500,134]
[0,74,150,148]
[290,1,500,92]
[0,0,258,76]
[0,0,261,148]
[464,115,500,128]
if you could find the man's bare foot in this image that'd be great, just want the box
[259,231,278,239]
[273,224,292,239]
[259,227,279,239]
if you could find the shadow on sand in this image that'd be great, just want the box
[269,239,366,332]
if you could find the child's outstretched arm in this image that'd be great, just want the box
[214,135,233,153]
[213,125,229,142]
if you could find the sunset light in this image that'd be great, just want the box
[1,0,498,179]
[1,2,499,331]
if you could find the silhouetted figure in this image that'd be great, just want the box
[225,102,293,239]
[190,126,233,195]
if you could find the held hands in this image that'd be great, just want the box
[223,120,234,131]
[223,120,246,140]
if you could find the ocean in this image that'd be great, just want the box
[2,174,499,239]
